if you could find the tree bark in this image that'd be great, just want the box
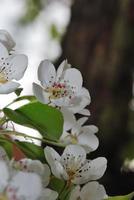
[58,0,134,195]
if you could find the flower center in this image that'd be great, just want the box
[45,83,69,99]
[0,72,7,84]
[70,135,78,144]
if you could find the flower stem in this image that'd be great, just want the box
[0,130,65,148]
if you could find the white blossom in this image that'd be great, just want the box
[44,145,107,185]
[0,147,58,200]
[69,181,108,200]
[12,158,51,187]
[0,42,28,94]
[33,60,90,115]
[60,117,99,153]
[0,30,15,51]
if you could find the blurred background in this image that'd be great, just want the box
[0,0,134,196]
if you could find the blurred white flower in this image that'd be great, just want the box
[0,147,58,200]
[45,144,107,185]
[60,117,99,153]
[69,181,108,200]
[0,160,43,200]
[0,42,28,94]
[0,29,15,51]
[12,158,51,187]
[33,60,90,115]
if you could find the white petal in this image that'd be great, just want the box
[63,68,83,92]
[73,157,107,184]
[51,98,67,107]
[78,109,90,116]
[16,159,50,187]
[68,95,90,114]
[56,60,71,81]
[77,117,88,126]
[0,161,9,191]
[61,107,76,131]
[40,188,58,200]
[8,172,42,200]
[60,131,72,145]
[4,54,28,80]
[87,157,107,181]
[61,145,86,170]
[80,181,107,200]
[44,148,66,179]
[45,146,61,163]
[0,81,20,94]
[78,132,99,153]
[53,160,68,179]
[33,83,50,104]
[0,42,8,61]
[69,186,81,200]
[38,60,56,87]
[82,125,99,134]
[0,30,15,51]
[71,117,88,135]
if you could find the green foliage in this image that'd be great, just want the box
[50,24,61,40]
[14,88,23,96]
[20,0,43,24]
[0,134,13,158]
[107,192,134,200]
[49,177,65,193]
[3,102,64,140]
[16,141,45,162]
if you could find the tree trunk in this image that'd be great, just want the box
[58,0,134,195]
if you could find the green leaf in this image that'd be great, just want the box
[0,134,13,158]
[13,95,36,103]
[16,141,45,162]
[107,192,134,200]
[4,102,64,140]
[49,177,65,193]
[14,88,23,96]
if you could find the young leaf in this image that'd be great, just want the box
[3,102,64,140]
[14,88,23,96]
[16,141,45,162]
[107,192,134,200]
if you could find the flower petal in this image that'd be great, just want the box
[56,60,71,82]
[0,42,8,62]
[44,146,60,166]
[80,181,107,200]
[45,147,66,179]
[33,83,50,104]
[0,30,15,51]
[4,54,28,80]
[85,157,107,182]
[38,60,56,87]
[78,132,99,153]
[71,117,88,135]
[0,81,20,94]
[0,161,9,191]
[69,186,80,200]
[78,109,90,116]
[8,172,42,200]
[68,95,90,114]
[63,68,83,92]
[61,145,86,170]
[40,188,58,200]
[44,146,63,178]
[61,107,76,131]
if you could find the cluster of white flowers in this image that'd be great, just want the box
[0,30,108,200]
[0,146,58,200]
